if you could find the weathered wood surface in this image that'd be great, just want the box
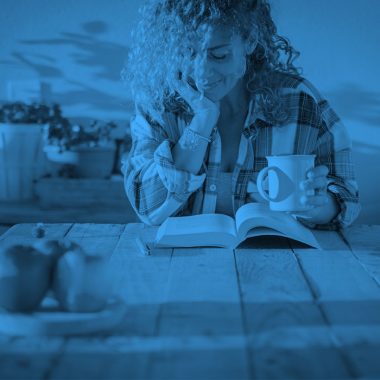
[0,201,138,224]
[1,223,380,379]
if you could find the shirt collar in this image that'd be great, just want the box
[243,95,274,140]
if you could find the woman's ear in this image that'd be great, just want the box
[245,29,258,55]
[245,37,258,55]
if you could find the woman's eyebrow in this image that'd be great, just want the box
[208,43,230,51]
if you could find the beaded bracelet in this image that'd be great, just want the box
[180,126,217,151]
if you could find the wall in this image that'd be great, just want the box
[1,0,379,223]
[0,0,140,121]
[272,0,380,223]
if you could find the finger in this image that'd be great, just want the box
[300,176,328,191]
[300,194,329,207]
[307,165,329,179]
[171,78,198,104]
[290,211,314,219]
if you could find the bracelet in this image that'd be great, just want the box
[180,126,217,151]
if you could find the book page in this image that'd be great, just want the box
[155,213,237,248]
[235,203,321,249]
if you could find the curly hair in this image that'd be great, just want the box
[122,0,302,125]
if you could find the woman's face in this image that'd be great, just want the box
[189,25,250,101]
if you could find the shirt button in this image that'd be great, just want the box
[209,184,216,191]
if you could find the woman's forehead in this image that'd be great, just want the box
[205,25,241,48]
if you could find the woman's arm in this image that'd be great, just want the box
[123,80,220,225]
[172,79,220,174]
[122,111,202,225]
[123,103,219,225]
[294,89,361,229]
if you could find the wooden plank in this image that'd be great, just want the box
[48,223,172,380]
[107,223,172,306]
[290,230,380,379]
[39,223,127,380]
[53,225,249,379]
[338,225,380,378]
[0,201,138,224]
[235,236,351,379]
[0,223,72,380]
[146,244,250,379]
[0,224,125,380]
[0,337,65,380]
[0,223,73,244]
[341,225,380,286]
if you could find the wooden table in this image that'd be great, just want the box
[1,223,380,379]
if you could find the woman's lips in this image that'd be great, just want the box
[203,79,222,89]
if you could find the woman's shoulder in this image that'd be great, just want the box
[252,71,338,128]
[266,71,326,104]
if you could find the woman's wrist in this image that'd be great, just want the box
[298,191,340,225]
[191,110,220,137]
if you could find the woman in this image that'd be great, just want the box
[122,0,360,228]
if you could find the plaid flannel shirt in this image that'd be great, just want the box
[122,73,361,229]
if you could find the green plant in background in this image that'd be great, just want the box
[43,108,117,151]
[0,102,55,124]
[0,102,118,152]
[0,101,131,177]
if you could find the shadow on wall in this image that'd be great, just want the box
[325,83,380,224]
[326,83,380,127]
[352,142,380,224]
[0,21,132,114]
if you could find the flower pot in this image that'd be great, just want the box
[44,144,116,178]
[0,123,47,200]
[43,145,81,165]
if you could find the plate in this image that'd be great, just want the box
[0,296,127,336]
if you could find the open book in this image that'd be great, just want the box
[155,203,320,249]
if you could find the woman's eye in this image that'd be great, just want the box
[209,52,228,60]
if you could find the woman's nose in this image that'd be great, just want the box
[202,62,219,80]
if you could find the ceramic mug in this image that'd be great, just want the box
[257,155,316,212]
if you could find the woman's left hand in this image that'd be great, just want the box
[295,165,340,224]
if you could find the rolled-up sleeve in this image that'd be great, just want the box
[313,99,361,229]
[122,109,206,225]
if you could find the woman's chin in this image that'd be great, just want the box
[204,88,225,102]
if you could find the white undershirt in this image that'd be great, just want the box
[215,171,234,217]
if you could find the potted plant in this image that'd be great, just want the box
[0,102,52,200]
[43,108,117,178]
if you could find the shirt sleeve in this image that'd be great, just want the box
[297,85,361,230]
[121,108,206,225]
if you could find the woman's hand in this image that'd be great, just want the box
[295,165,340,225]
[173,78,220,135]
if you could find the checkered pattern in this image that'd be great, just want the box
[122,73,361,229]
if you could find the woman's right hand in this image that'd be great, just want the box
[173,78,220,135]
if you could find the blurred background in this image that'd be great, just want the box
[0,0,379,235]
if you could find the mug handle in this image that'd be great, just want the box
[256,166,280,202]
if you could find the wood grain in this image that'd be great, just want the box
[2,224,380,379]
[341,225,380,287]
[0,223,72,380]
[0,201,138,224]
[49,223,172,379]
[235,236,351,379]
[290,229,380,379]
[147,245,250,380]
[45,223,127,379]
